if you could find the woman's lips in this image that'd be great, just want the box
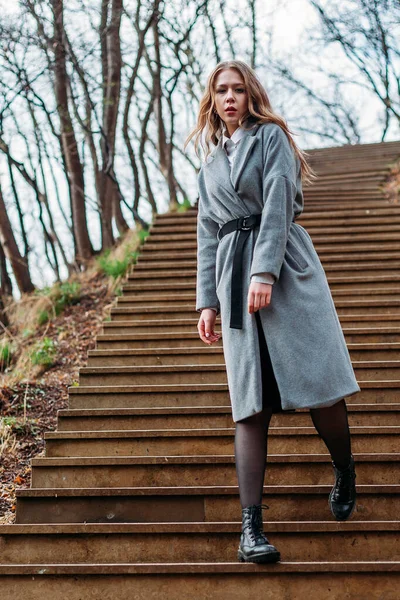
[225,108,237,113]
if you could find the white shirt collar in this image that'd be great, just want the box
[222,123,247,148]
[221,119,258,147]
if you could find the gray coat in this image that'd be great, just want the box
[195,121,361,422]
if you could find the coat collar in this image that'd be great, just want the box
[205,118,261,191]
[221,122,248,147]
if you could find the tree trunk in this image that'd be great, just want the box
[0,182,34,294]
[0,241,13,297]
[52,0,93,264]
[99,0,129,247]
[152,14,178,211]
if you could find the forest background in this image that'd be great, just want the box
[0,0,398,303]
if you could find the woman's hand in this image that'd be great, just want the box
[198,309,221,345]
[248,281,273,314]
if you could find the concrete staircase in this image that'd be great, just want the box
[1,139,400,599]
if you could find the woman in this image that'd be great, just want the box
[184,60,361,564]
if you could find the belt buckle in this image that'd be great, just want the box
[240,215,252,230]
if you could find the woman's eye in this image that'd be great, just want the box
[216,88,245,93]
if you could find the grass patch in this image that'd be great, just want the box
[177,197,192,212]
[95,227,148,282]
[29,337,57,367]
[34,281,82,324]
[95,248,138,279]
[0,339,13,371]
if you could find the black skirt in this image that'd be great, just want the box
[254,310,284,413]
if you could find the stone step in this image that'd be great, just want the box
[304,183,388,190]
[153,207,400,224]
[77,361,400,387]
[66,381,400,410]
[78,363,235,386]
[86,342,400,367]
[154,222,393,238]
[118,286,400,302]
[117,286,394,303]
[347,342,400,360]
[1,521,400,564]
[95,328,400,347]
[29,453,400,488]
[303,192,388,200]
[330,286,400,296]
[100,317,400,336]
[147,236,399,256]
[55,404,400,431]
[158,200,399,218]
[306,185,386,193]
[107,309,400,327]
[1,561,399,600]
[139,240,400,255]
[42,427,400,457]
[95,332,224,349]
[87,346,225,366]
[307,174,384,181]
[136,256,400,275]
[343,327,400,340]
[119,277,400,299]
[136,258,400,277]
[131,262,400,277]
[127,266,400,284]
[14,484,400,524]
[152,222,394,239]
[134,257,400,273]
[309,140,400,155]
[135,252,400,276]
[150,220,400,236]
[144,232,400,245]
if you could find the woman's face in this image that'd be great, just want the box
[213,68,249,135]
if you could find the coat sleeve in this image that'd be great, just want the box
[195,170,221,316]
[249,124,299,281]
[251,272,276,285]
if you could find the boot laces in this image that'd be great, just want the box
[244,504,269,544]
[332,465,355,502]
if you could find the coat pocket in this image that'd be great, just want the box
[285,236,309,272]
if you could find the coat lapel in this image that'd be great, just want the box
[230,129,259,190]
[205,122,260,193]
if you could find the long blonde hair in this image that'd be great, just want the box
[184,60,317,186]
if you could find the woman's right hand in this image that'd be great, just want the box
[197,309,221,345]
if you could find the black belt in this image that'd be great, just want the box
[217,213,262,329]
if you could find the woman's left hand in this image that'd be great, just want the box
[247,281,273,314]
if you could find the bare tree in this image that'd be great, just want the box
[309,0,400,139]
[0,241,13,298]
[122,0,160,217]
[23,0,94,264]
[0,179,35,294]
[51,0,94,262]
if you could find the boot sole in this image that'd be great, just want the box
[237,549,281,564]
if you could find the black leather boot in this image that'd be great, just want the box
[237,503,280,563]
[329,454,357,521]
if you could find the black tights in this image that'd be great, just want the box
[234,398,352,509]
[234,313,353,509]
